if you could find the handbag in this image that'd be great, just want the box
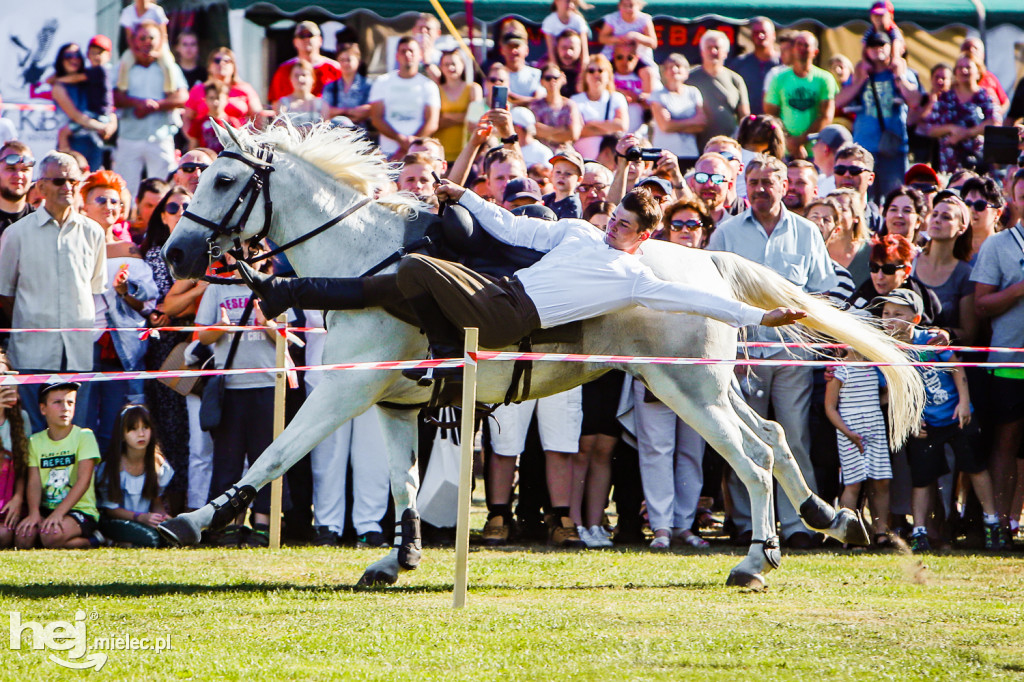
[417,408,462,528]
[869,75,902,159]
[199,295,254,432]
[157,341,212,397]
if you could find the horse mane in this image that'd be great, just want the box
[228,120,425,217]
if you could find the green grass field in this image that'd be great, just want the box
[2,543,1022,681]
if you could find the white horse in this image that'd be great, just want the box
[160,122,924,589]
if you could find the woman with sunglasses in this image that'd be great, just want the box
[847,234,941,325]
[630,197,715,549]
[959,176,1005,261]
[571,55,628,160]
[140,186,200,513]
[922,53,1001,173]
[80,170,159,455]
[51,43,117,172]
[531,65,582,149]
[182,47,264,139]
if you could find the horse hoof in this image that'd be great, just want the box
[157,517,201,547]
[357,569,398,587]
[726,569,766,591]
[832,508,871,546]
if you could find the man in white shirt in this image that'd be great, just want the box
[499,28,543,106]
[0,152,106,432]
[369,37,441,159]
[707,153,835,549]
[236,181,805,389]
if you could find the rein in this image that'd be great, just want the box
[186,145,429,283]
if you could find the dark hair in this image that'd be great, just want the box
[396,36,418,50]
[582,200,614,222]
[54,42,85,77]
[959,176,1004,207]
[736,114,786,159]
[136,177,170,201]
[881,186,927,237]
[0,140,30,157]
[102,404,164,506]
[620,187,663,232]
[0,350,29,479]
[141,186,192,254]
[659,197,714,245]
[930,62,953,77]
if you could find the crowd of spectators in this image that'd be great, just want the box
[1,0,1024,554]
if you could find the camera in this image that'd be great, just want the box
[622,146,663,162]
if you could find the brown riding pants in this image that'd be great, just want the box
[395,254,541,349]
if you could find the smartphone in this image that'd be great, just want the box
[491,85,508,110]
[983,126,1021,165]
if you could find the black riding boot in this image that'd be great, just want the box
[235,261,399,319]
[400,294,465,387]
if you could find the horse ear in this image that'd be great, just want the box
[212,120,242,152]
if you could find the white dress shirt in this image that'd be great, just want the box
[458,191,766,330]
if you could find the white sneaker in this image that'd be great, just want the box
[577,525,595,548]
[588,525,613,548]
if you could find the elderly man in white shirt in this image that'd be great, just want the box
[707,153,836,549]
[0,152,106,431]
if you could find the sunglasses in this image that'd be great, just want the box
[295,32,316,39]
[909,182,937,194]
[967,199,996,211]
[586,67,603,74]
[1,154,34,168]
[542,74,560,81]
[870,262,903,275]
[44,177,79,187]
[93,196,120,206]
[212,56,233,64]
[165,201,190,215]
[62,51,83,60]
[178,163,208,174]
[669,219,703,231]
[694,172,726,185]
[834,165,870,176]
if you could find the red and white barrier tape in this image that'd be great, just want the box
[5,352,1024,387]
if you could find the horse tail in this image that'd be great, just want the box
[710,251,925,448]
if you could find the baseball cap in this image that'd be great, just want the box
[38,381,82,402]
[904,163,940,187]
[511,204,557,221]
[870,1,895,15]
[865,31,892,47]
[549,148,585,176]
[637,176,672,196]
[503,177,543,203]
[808,124,853,151]
[870,289,924,317]
[294,21,321,37]
[510,106,536,131]
[88,34,113,53]
[501,28,528,46]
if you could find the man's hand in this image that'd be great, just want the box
[760,307,807,327]
[484,108,514,139]
[434,178,467,204]
[614,134,643,160]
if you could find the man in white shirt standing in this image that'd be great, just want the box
[707,153,835,549]
[369,37,441,160]
[0,152,106,432]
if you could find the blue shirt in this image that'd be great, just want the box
[708,206,836,355]
[851,69,922,154]
[912,328,966,427]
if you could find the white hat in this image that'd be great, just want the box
[510,106,536,132]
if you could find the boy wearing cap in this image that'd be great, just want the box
[544,148,584,219]
[863,1,905,57]
[879,290,1003,551]
[14,383,102,549]
[87,35,113,70]
[810,124,853,195]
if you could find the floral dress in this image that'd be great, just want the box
[923,88,997,172]
[142,245,191,498]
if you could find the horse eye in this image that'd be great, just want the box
[214,174,235,187]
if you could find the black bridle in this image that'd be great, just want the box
[182,143,430,283]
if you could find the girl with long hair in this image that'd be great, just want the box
[0,351,30,548]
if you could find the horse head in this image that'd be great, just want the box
[163,121,274,280]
